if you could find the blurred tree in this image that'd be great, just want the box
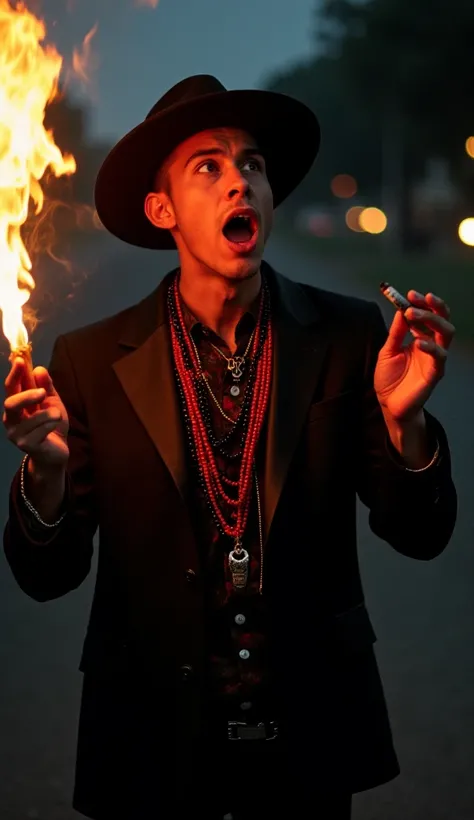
[315,0,474,244]
[264,55,383,208]
[265,0,474,246]
[316,0,474,169]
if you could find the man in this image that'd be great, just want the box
[3,75,457,820]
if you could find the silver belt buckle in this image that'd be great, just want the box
[227,720,279,740]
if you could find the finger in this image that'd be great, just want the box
[382,309,410,354]
[416,338,448,371]
[4,358,25,398]
[3,388,46,425]
[33,367,57,397]
[425,292,450,320]
[407,290,429,308]
[16,421,60,453]
[9,408,61,439]
[4,408,53,445]
[404,308,454,347]
[406,291,450,321]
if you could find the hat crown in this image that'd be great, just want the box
[146,75,227,120]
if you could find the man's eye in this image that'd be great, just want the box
[197,160,218,174]
[243,158,263,172]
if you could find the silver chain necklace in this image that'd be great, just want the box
[209,329,255,397]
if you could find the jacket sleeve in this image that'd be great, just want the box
[3,334,97,601]
[356,301,457,559]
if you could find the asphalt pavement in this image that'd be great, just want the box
[0,231,472,820]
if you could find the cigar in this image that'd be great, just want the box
[379,282,432,335]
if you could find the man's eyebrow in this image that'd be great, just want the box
[184,146,264,168]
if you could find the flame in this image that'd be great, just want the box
[0,0,75,353]
[72,23,98,87]
[135,0,160,7]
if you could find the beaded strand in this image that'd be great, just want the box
[168,274,272,542]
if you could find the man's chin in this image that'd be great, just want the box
[221,249,263,280]
[225,263,260,281]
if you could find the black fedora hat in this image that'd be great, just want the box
[94,74,321,250]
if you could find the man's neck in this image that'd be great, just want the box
[178,266,262,353]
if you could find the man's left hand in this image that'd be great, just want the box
[374,290,455,422]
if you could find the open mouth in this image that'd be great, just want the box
[222,212,258,245]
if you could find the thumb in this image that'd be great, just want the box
[381,310,409,355]
[33,366,57,396]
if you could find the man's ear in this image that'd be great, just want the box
[144,192,176,230]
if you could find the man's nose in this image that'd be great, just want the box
[226,169,251,200]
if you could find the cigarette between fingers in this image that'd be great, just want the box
[379,282,432,335]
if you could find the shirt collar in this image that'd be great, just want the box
[179,292,259,345]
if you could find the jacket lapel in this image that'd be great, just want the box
[112,271,188,502]
[111,265,329,532]
[262,268,329,541]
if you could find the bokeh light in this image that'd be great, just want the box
[465,137,474,159]
[345,206,365,232]
[359,207,388,234]
[458,218,474,246]
[331,174,357,198]
[308,213,333,238]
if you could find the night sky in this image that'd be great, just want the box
[40,0,316,141]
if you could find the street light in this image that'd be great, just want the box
[345,206,365,232]
[331,174,357,198]
[359,207,388,234]
[465,137,474,159]
[458,218,474,246]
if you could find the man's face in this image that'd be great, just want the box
[145,128,273,281]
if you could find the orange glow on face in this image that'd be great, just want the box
[331,174,357,199]
[0,0,76,353]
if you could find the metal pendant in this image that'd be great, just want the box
[228,541,249,590]
[228,356,244,380]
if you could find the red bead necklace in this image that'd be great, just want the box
[169,274,272,546]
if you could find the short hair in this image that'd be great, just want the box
[154,159,171,197]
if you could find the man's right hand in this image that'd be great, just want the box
[3,357,69,471]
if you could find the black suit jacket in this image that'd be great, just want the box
[4,263,457,819]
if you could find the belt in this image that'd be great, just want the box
[227,719,279,740]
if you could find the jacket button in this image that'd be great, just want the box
[185,569,196,583]
[180,664,194,681]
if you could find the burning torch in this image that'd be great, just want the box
[0,0,76,389]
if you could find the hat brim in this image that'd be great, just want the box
[94,89,320,250]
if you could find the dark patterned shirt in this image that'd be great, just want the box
[180,298,271,716]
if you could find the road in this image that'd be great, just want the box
[0,231,472,820]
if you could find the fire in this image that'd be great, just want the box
[0,0,75,356]
[72,23,98,87]
[136,1,160,7]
